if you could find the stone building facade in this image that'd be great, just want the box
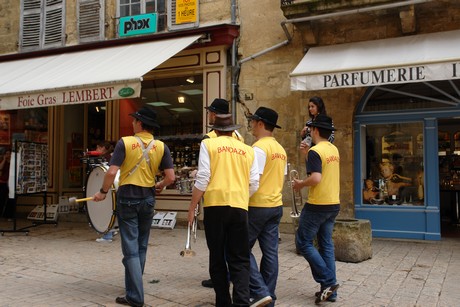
[1,0,460,239]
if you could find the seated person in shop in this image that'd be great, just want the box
[379,162,412,197]
[95,141,114,163]
[363,178,379,204]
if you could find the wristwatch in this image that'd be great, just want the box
[99,188,108,194]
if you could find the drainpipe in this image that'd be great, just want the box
[231,0,238,122]
[239,0,432,64]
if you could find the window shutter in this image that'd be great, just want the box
[20,0,64,51]
[78,0,105,43]
[167,0,199,31]
[21,0,42,49]
[43,0,65,48]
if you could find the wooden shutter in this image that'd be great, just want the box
[78,0,105,42]
[44,0,65,48]
[21,0,42,49]
[167,0,199,31]
[20,0,64,51]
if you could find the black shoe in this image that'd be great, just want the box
[315,284,339,304]
[201,278,213,288]
[249,295,273,307]
[315,291,337,302]
[115,296,143,307]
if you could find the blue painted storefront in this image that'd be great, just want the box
[353,83,460,240]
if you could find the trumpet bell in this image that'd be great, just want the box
[180,249,196,257]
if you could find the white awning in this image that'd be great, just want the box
[0,35,201,110]
[290,30,460,91]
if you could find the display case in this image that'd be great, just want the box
[154,135,202,225]
[363,122,424,206]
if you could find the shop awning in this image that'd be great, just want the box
[0,35,201,110]
[290,30,460,91]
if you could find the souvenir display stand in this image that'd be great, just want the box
[0,141,54,235]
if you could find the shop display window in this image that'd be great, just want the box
[363,122,424,206]
[0,108,48,146]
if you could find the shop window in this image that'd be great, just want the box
[20,0,65,51]
[77,0,105,43]
[0,108,49,146]
[140,73,203,137]
[118,0,166,32]
[120,74,203,178]
[363,123,424,206]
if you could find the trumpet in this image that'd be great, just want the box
[180,204,199,257]
[288,163,302,219]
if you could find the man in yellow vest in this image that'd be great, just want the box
[188,114,259,307]
[93,105,175,307]
[247,107,287,307]
[292,114,340,304]
[201,98,244,289]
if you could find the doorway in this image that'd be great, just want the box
[438,118,460,238]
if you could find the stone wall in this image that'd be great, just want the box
[0,1,19,54]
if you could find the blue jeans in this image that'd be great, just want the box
[295,204,339,294]
[117,196,155,306]
[248,206,283,306]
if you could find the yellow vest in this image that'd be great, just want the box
[202,136,255,210]
[308,142,340,205]
[119,131,165,188]
[206,130,245,142]
[249,137,287,208]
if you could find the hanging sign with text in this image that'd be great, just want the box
[175,0,197,24]
[291,61,460,91]
[119,13,158,37]
[0,83,141,111]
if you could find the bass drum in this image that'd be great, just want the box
[85,164,120,234]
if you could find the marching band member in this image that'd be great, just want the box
[188,114,259,307]
[247,107,287,307]
[93,106,175,307]
[292,114,340,304]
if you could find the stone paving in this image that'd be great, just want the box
[1,219,459,307]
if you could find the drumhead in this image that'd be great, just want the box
[85,165,119,234]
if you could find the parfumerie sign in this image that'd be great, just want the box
[291,61,460,91]
[0,83,141,111]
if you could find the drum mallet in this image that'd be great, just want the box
[68,196,93,206]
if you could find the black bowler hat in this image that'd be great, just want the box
[204,98,229,114]
[249,107,281,129]
[129,106,160,128]
[307,114,336,131]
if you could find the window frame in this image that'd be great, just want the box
[117,0,166,33]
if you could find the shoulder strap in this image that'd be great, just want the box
[128,137,155,176]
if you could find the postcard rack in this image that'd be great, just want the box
[0,141,55,235]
